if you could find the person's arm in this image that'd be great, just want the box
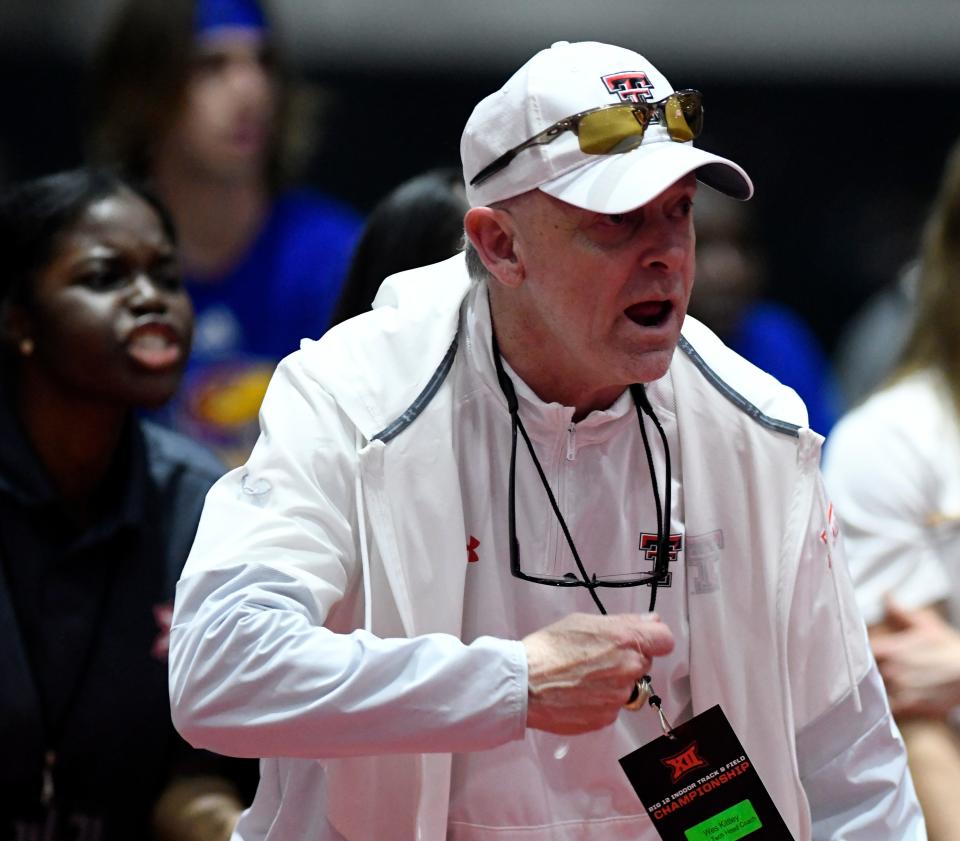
[822,399,954,839]
[789,475,926,840]
[169,353,673,760]
[896,718,960,841]
[869,601,960,841]
[871,600,960,718]
[798,663,925,840]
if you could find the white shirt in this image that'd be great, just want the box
[448,289,688,839]
[823,369,960,624]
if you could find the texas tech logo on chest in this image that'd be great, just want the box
[601,71,655,102]
[639,533,683,587]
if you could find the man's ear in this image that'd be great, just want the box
[464,206,525,288]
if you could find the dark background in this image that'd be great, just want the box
[2,1,959,358]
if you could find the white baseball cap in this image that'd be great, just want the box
[461,41,753,213]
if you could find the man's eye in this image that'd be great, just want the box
[606,214,627,225]
[669,197,695,219]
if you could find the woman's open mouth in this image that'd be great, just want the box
[126,323,183,371]
[624,301,673,328]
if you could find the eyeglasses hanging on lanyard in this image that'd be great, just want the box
[491,330,676,731]
[491,330,673,611]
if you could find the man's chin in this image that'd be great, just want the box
[624,347,676,385]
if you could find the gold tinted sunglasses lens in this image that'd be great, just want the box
[664,92,703,142]
[577,105,648,154]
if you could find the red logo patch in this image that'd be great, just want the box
[467,535,480,563]
[819,502,840,569]
[661,741,708,783]
[601,71,654,103]
[639,533,683,562]
[638,533,683,587]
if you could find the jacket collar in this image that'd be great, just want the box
[299,254,472,443]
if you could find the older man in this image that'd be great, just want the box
[169,41,924,840]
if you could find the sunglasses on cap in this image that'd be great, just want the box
[469,89,704,188]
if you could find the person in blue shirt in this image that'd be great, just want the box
[90,0,362,465]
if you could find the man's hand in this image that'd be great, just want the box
[522,612,674,735]
[871,598,960,718]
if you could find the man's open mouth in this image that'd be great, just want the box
[624,301,672,327]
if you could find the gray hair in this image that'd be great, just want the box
[463,194,529,284]
[463,239,492,284]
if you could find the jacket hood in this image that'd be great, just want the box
[297,254,473,442]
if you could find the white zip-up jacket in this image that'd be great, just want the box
[170,254,923,841]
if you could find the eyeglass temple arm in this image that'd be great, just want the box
[469,123,571,187]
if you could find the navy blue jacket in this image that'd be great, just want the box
[0,394,243,840]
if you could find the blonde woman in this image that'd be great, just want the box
[824,137,960,841]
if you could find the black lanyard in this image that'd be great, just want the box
[490,330,676,723]
[490,329,673,615]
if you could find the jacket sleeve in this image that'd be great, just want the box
[788,472,926,840]
[168,353,527,759]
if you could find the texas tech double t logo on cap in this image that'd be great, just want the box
[601,71,655,102]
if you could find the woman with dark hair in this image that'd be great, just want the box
[90,0,361,466]
[330,168,468,326]
[823,138,960,841]
[0,168,244,840]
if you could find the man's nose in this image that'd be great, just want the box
[639,221,691,272]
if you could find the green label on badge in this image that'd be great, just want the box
[684,799,762,841]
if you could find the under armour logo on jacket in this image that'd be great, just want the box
[467,536,480,563]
